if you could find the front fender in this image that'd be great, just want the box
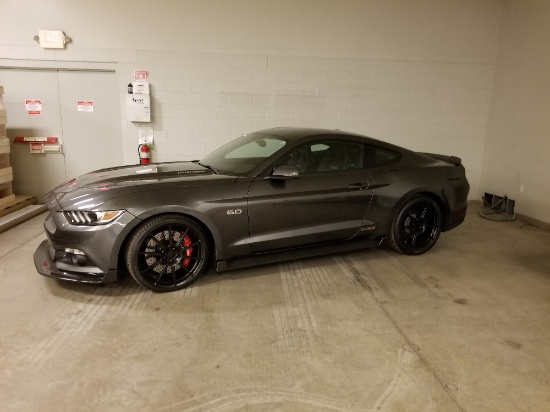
[129,205,225,260]
[100,183,251,263]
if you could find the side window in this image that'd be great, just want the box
[364,145,399,167]
[281,141,364,173]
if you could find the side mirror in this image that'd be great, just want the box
[265,165,299,180]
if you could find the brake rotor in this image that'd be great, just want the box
[145,230,193,274]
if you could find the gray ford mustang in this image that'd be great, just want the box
[34,127,469,292]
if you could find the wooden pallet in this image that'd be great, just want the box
[0,86,14,210]
[0,185,15,208]
[0,138,13,208]
[0,86,5,125]
[0,195,37,219]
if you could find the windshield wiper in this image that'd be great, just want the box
[193,160,219,174]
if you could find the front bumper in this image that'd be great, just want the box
[34,239,118,284]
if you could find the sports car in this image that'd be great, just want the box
[34,127,469,292]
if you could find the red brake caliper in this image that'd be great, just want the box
[182,233,193,267]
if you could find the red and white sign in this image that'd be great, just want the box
[134,70,149,80]
[25,99,42,114]
[14,136,58,144]
[30,142,44,153]
[77,101,94,112]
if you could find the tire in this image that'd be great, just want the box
[125,214,208,292]
[389,195,442,255]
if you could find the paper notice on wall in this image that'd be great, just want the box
[138,125,154,145]
[77,101,94,112]
[132,81,150,95]
[25,99,42,114]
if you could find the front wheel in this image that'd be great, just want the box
[125,215,208,292]
[389,196,442,255]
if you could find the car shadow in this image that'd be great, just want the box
[45,247,390,300]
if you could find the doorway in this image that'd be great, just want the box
[0,68,122,201]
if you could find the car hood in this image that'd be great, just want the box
[49,162,238,210]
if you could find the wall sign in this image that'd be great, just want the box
[138,125,154,145]
[134,70,149,80]
[77,101,94,112]
[25,99,42,114]
[30,142,44,153]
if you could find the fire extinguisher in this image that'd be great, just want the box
[138,144,151,165]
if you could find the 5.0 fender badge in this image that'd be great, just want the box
[227,209,242,215]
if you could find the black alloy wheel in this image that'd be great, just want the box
[125,215,208,292]
[389,195,442,255]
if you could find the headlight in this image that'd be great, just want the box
[62,210,124,226]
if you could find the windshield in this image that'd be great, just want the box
[200,133,287,175]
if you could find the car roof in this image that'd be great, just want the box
[254,127,408,153]
[255,127,363,140]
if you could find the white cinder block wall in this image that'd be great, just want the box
[480,1,550,224]
[118,53,494,193]
[0,0,503,203]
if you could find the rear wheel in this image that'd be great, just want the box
[389,195,442,255]
[125,215,208,292]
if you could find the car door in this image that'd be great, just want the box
[361,143,403,234]
[247,140,374,253]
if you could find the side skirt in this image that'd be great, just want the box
[216,237,386,272]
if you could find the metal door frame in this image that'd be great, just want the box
[0,58,116,73]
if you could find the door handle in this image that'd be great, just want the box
[347,183,369,190]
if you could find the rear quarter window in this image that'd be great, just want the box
[364,145,400,167]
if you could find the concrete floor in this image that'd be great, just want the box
[1,207,549,411]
